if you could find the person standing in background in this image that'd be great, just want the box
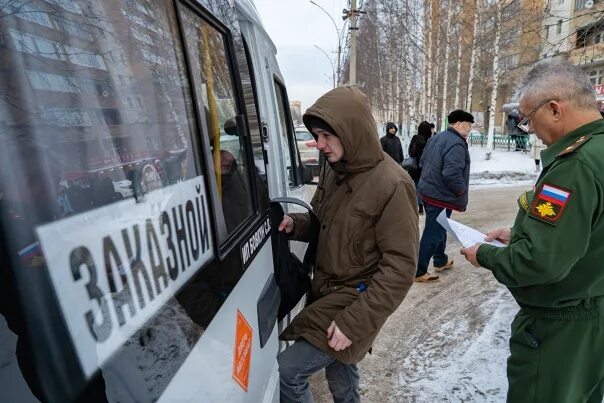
[507,110,524,151]
[380,122,404,164]
[408,121,433,215]
[415,110,473,282]
[530,132,547,172]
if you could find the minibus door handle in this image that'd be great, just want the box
[261,122,269,143]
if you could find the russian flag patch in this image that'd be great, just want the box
[530,183,572,225]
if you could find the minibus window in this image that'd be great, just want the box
[180,7,255,236]
[0,1,214,400]
[241,35,269,213]
[273,79,302,187]
[1,2,203,218]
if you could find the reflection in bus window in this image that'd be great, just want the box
[0,1,207,401]
[181,6,254,236]
[1,0,201,218]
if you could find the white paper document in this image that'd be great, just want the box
[436,210,506,248]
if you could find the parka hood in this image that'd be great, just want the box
[303,86,384,174]
[386,122,398,135]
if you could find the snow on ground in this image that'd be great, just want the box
[469,146,538,187]
[395,288,517,402]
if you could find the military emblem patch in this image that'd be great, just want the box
[529,183,571,225]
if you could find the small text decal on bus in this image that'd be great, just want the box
[36,176,213,377]
[241,217,270,269]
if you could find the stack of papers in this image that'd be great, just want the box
[436,210,505,248]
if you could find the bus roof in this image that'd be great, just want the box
[235,0,278,55]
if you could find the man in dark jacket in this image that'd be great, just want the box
[408,121,433,215]
[379,122,404,164]
[415,109,473,282]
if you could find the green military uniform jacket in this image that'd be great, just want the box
[477,119,604,308]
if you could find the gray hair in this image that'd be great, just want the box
[517,58,597,110]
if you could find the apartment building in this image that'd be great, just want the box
[535,0,604,109]
[568,0,604,109]
[542,0,575,58]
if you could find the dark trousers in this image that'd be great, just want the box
[416,203,451,277]
[506,300,604,402]
[278,339,360,403]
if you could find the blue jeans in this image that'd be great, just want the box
[278,339,360,403]
[416,203,451,277]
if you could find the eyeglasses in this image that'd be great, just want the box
[517,97,559,133]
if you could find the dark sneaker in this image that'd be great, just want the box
[434,259,454,273]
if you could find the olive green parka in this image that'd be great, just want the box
[280,86,419,364]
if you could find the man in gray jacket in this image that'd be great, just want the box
[415,110,473,282]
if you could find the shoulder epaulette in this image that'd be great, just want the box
[557,134,592,157]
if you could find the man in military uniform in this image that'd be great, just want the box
[461,59,604,402]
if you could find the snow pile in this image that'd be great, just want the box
[469,146,538,187]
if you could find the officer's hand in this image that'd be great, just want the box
[278,215,294,233]
[484,227,511,245]
[327,321,352,351]
[460,243,481,267]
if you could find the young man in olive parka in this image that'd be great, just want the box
[277,86,419,402]
[462,59,604,403]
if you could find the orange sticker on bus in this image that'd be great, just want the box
[232,310,253,391]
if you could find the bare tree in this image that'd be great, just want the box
[350,0,604,137]
[453,2,465,109]
[466,0,480,113]
[486,0,503,151]
[439,0,453,131]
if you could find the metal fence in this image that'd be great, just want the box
[468,133,530,151]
